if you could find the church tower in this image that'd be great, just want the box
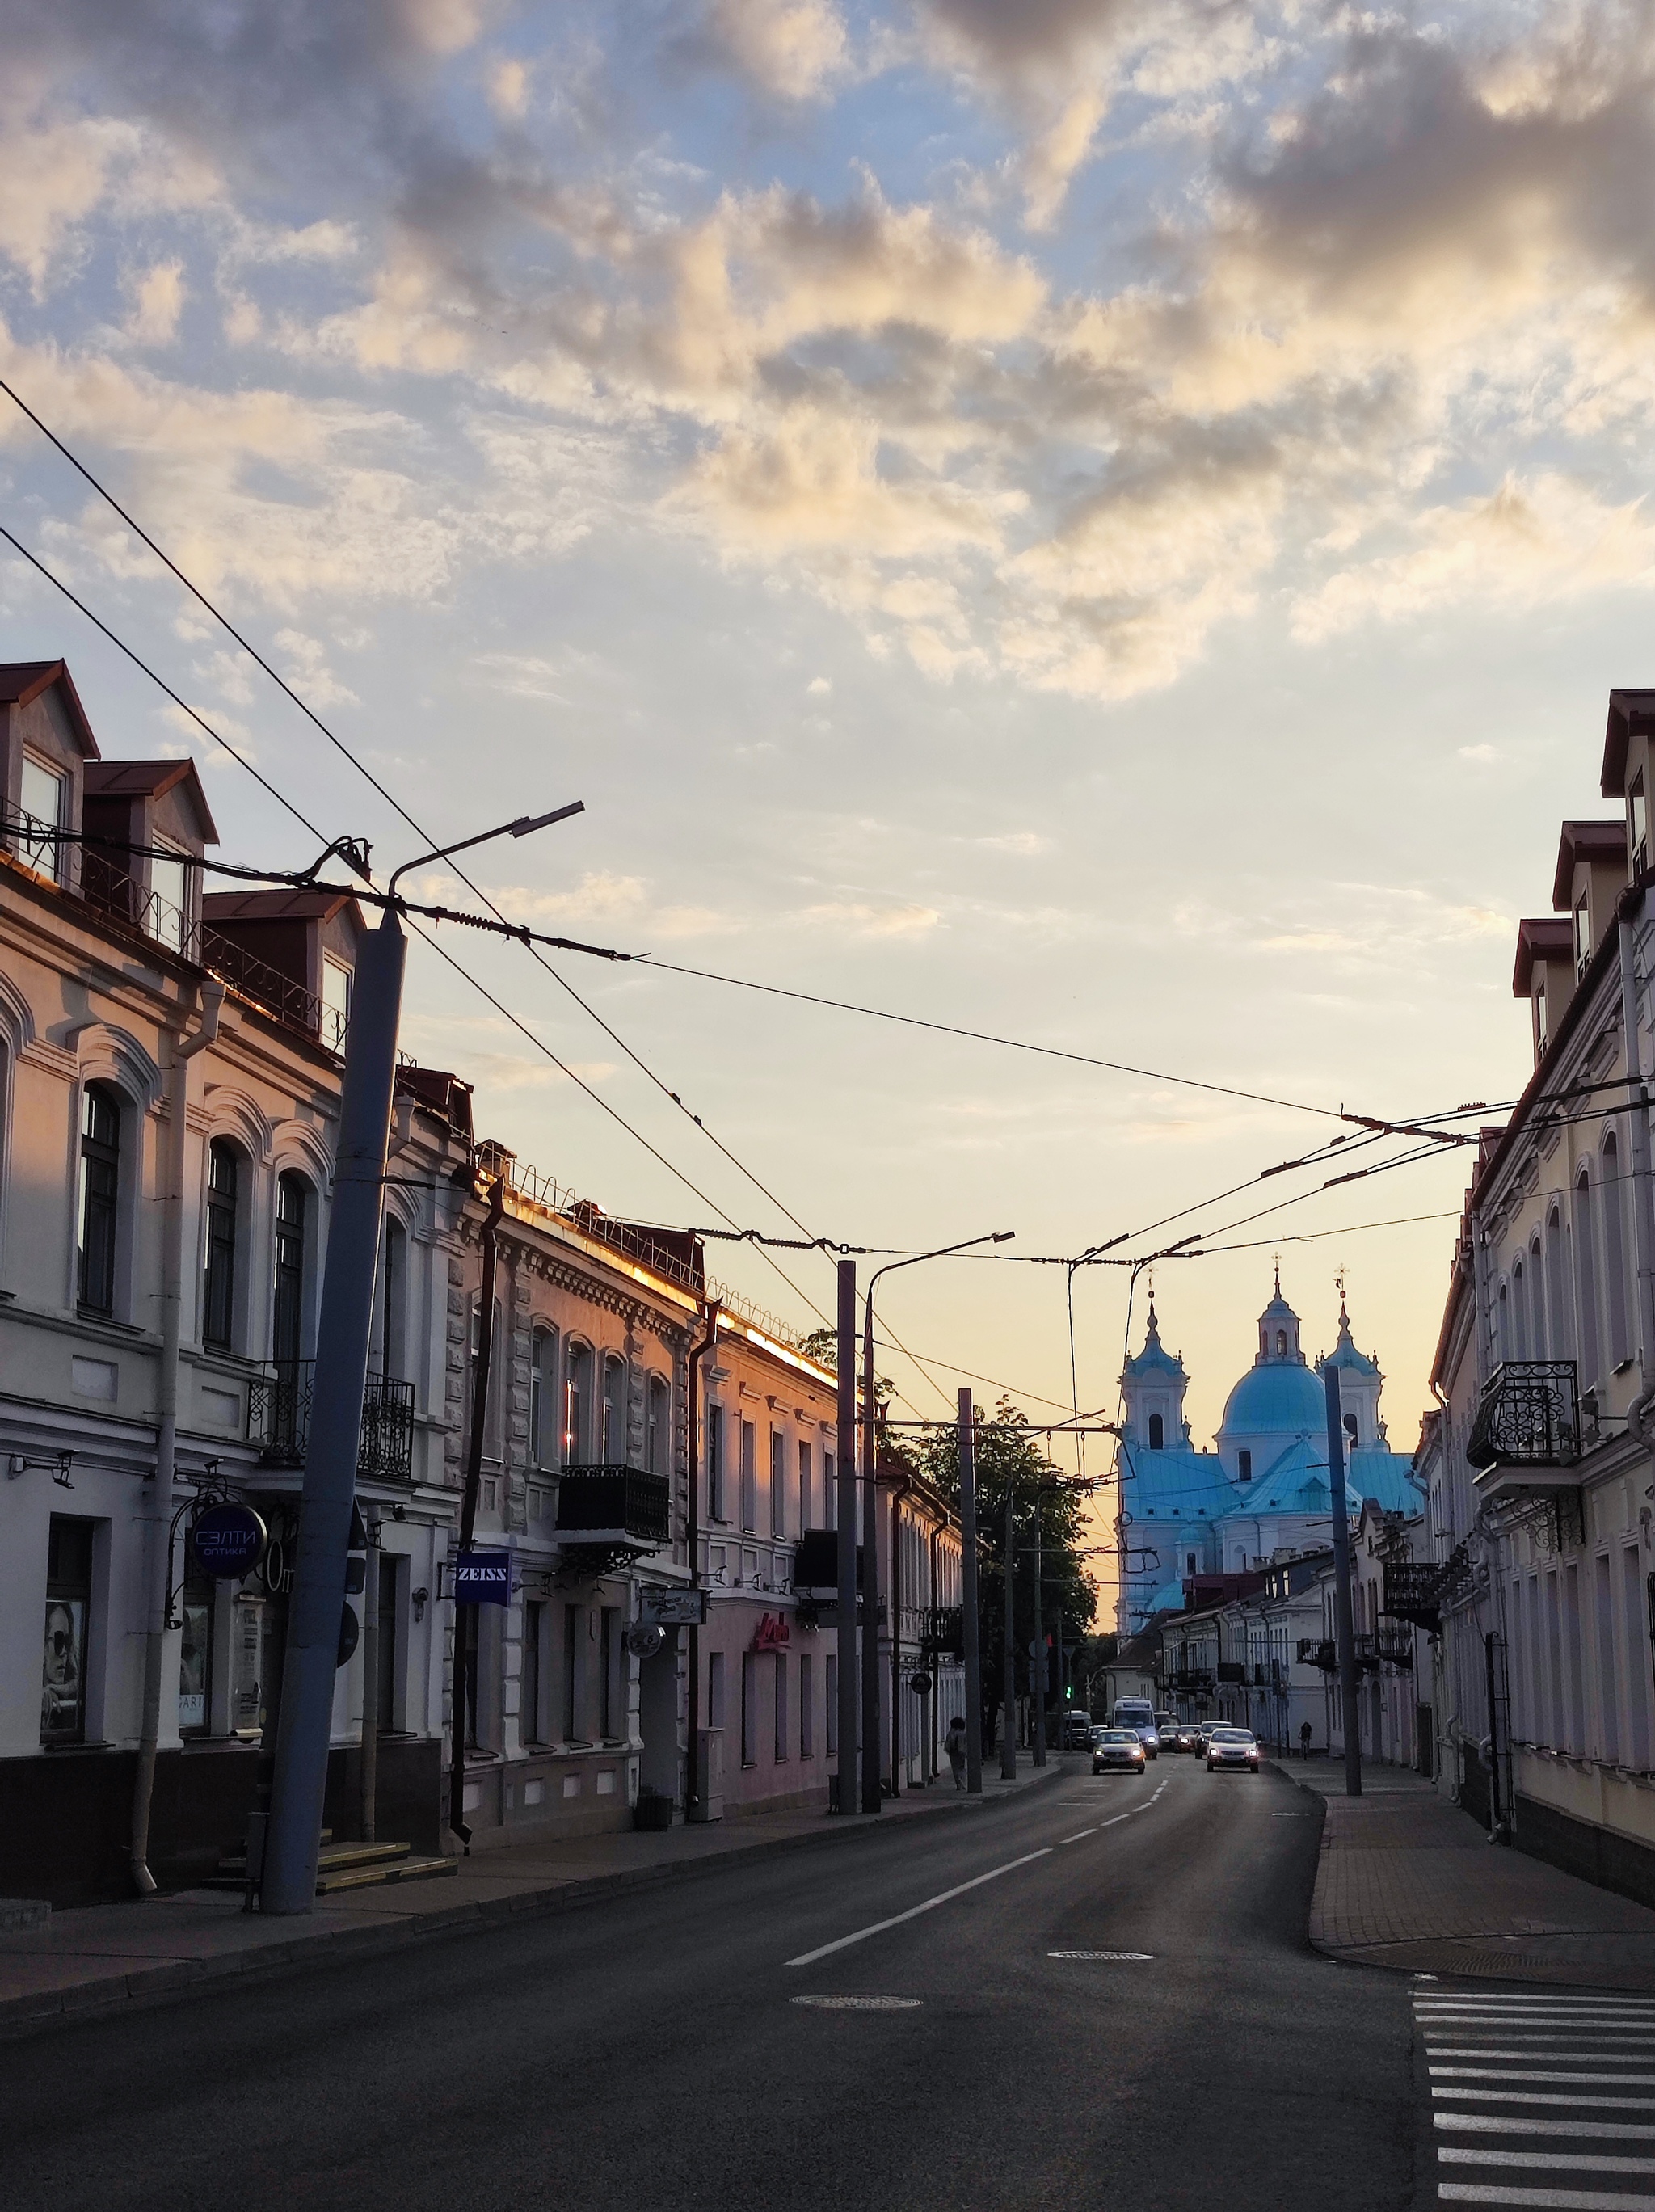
[1120,1293,1190,1452]
[1317,1289,1385,1449]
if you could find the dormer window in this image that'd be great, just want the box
[322,955,352,1051]
[1575,895,1592,977]
[19,754,65,882]
[149,842,192,953]
[1534,980,1548,1059]
[1634,773,1649,876]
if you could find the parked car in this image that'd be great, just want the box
[1206,1726,1261,1773]
[1092,1728,1148,1775]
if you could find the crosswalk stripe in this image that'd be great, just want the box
[1433,2071,1655,2087]
[1441,2152,1655,2176]
[1436,2117,1655,2141]
[1418,2007,1655,2017]
[1437,2187,1655,2208]
[1433,2090,1655,2109]
[1429,2050,1655,2062]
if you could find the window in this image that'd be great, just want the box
[800,1653,814,1757]
[1185,1552,1197,1575]
[379,1219,406,1380]
[1535,979,1549,1059]
[179,1576,212,1733]
[77,1083,121,1317]
[600,1606,619,1738]
[202,1139,238,1350]
[740,1419,757,1532]
[531,1331,558,1467]
[1274,1329,1287,1356]
[19,754,65,881]
[1634,773,1649,874]
[707,1405,726,1520]
[461,1603,482,1749]
[1148,1413,1164,1450]
[1575,896,1592,976]
[1530,1237,1546,1355]
[1511,1260,1527,1361]
[1546,1208,1572,1359]
[602,1355,626,1464]
[562,1604,581,1739]
[272,1173,309,1367]
[774,1651,789,1761]
[149,844,191,953]
[647,1376,669,1475]
[1603,1135,1632,1368]
[825,1653,837,1755]
[708,1647,726,1730]
[321,955,352,1051]
[770,1429,785,1538]
[1343,1411,1358,1448]
[741,1651,757,1767]
[376,1554,398,1734]
[824,1449,836,1530]
[565,1342,592,1462]
[798,1439,812,1531]
[1575,1169,1601,1388]
[41,1516,94,1743]
[1237,1449,1252,1481]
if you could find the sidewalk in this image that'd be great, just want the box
[1295,1758,1655,1987]
[0,1758,1068,2039]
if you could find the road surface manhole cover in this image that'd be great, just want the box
[790,1995,923,2010]
[1048,1950,1155,1961]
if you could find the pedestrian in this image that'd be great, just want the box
[1299,1720,1312,1759]
[945,1715,968,1790]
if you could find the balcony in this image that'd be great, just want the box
[1303,1640,1338,1673]
[794,1527,861,1599]
[1383,1547,1469,1637]
[555,1466,671,1550]
[1171,1667,1213,1692]
[247,1362,415,1481]
[1467,1362,1581,1498]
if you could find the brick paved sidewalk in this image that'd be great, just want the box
[1292,1757,1655,1987]
[0,1757,1067,2039]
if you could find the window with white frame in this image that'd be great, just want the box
[19,754,65,882]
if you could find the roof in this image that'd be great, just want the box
[84,759,219,843]
[1602,689,1655,797]
[203,888,363,926]
[1552,819,1627,911]
[1120,1445,1237,1524]
[1322,1302,1379,1379]
[1219,1359,1325,1440]
[1123,1299,1185,1380]
[0,660,99,757]
[1512,916,1572,997]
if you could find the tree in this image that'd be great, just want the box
[914,1402,1097,1751]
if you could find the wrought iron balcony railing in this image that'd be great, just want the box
[555,1466,671,1548]
[1467,1360,1581,1473]
[1382,1544,1470,1637]
[247,1361,415,1481]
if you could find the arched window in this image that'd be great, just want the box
[602,1354,627,1464]
[1511,1260,1527,1361]
[1343,1410,1358,1448]
[1275,1329,1287,1356]
[565,1341,592,1463]
[1545,1207,1571,1361]
[1497,1283,1508,1364]
[379,1218,406,1380]
[1603,1133,1631,1369]
[77,1083,121,1317]
[1148,1413,1164,1450]
[202,1139,239,1350]
[1575,1169,1601,1388]
[647,1375,670,1474]
[272,1172,310,1368]
[530,1329,558,1467]
[1238,1449,1253,1481]
[1530,1236,1545,1356]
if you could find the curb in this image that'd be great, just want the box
[0,1761,1068,2041]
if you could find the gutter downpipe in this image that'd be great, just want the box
[684,1299,720,1820]
[1618,914,1655,1443]
[131,975,225,1895]
[887,1473,910,1795]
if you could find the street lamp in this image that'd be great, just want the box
[260,801,583,1916]
[860,1230,1013,1813]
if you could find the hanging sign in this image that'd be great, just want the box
[638,1587,706,1628]
[189,1502,268,1582]
[751,1612,790,1652]
[453,1551,512,1606]
[908,1670,934,1697]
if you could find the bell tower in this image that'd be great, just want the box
[1120,1292,1190,1451]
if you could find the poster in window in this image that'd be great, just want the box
[41,1597,85,1740]
[178,1593,211,1730]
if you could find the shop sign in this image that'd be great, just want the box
[454,1550,512,1605]
[638,1587,706,1628]
[908,1670,933,1696]
[189,1502,268,1581]
[751,1612,790,1652]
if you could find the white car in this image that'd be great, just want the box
[1206,1726,1261,1772]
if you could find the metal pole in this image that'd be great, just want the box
[1324,1364,1362,1797]
[1031,1489,1046,1767]
[835,1260,859,1812]
[261,910,407,1913]
[958,1389,983,1794]
[1001,1473,1017,1779]
[449,1174,504,1851]
[860,1287,882,1814]
[684,1301,721,1820]
[360,1517,379,1842]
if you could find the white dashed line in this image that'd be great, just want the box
[785,1849,1054,1966]
[1058,1829,1097,1845]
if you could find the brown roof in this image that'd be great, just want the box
[1552,819,1627,910]
[1511,916,1572,996]
[84,759,219,843]
[1601,689,1655,797]
[203,888,361,925]
[0,661,99,757]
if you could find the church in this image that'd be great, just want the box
[1114,1274,1419,1633]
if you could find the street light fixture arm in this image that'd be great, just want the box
[386,801,585,902]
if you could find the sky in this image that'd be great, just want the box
[2,0,1653,1528]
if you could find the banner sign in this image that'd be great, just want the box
[453,1551,512,1606]
[638,1587,706,1628]
[189,1502,267,1581]
[751,1612,790,1652]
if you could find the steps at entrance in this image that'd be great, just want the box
[202,1837,457,1895]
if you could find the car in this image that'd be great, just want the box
[1154,1725,1179,1755]
[1195,1721,1222,1753]
[1206,1726,1261,1772]
[1063,1710,1096,1749]
[1173,1723,1201,1753]
[1134,1725,1159,1759]
[1092,1728,1148,1775]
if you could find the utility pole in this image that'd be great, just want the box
[1001,1474,1017,1779]
[359,1515,380,1842]
[1324,1364,1362,1797]
[449,1173,505,1850]
[835,1260,859,1813]
[958,1389,983,1794]
[860,1283,882,1815]
[1031,1491,1046,1767]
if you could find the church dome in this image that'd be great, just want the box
[1219,1359,1326,1438]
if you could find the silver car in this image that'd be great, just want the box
[1206,1726,1261,1772]
[1092,1727,1148,1774]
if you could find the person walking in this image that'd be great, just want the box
[945,1715,968,1790]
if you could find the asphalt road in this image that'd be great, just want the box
[6,1754,1418,2212]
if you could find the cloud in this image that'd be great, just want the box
[707,0,849,101]
[124,259,185,346]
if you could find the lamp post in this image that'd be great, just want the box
[259,803,582,1915]
[861,1232,1011,1812]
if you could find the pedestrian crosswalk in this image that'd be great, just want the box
[1419,1987,1655,2208]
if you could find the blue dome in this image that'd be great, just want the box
[1219,1359,1325,1437]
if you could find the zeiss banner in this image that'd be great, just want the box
[453,1550,512,1605]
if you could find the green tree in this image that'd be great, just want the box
[915,1402,1097,1751]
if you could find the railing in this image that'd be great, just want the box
[1383,1545,1470,1636]
[1172,1667,1213,1691]
[554,1466,671,1546]
[247,1362,415,1481]
[1467,1360,1581,1472]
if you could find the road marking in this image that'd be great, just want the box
[1433,2070,1655,2087]
[1432,2090,1655,2110]
[1438,2189,1655,2209]
[1048,1950,1155,1961]
[785,1849,1054,1966]
[1429,2049,1655,2061]
[1419,2003,1655,2015]
[1442,2151,1655,2176]
[1437,2117,1655,2142]
[790,1995,923,2011]
[1058,1830,1097,1844]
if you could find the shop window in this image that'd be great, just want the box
[77,1082,121,1317]
[562,1603,581,1739]
[272,1172,310,1367]
[521,1599,545,1744]
[774,1651,789,1762]
[202,1139,238,1350]
[825,1653,837,1755]
[600,1605,619,1738]
[41,1516,94,1743]
[178,1577,213,1734]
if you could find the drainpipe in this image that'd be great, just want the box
[887,1474,909,1794]
[1618,918,1655,1448]
[684,1300,720,1819]
[131,975,225,1895]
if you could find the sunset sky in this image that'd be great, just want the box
[4,0,1652,1515]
